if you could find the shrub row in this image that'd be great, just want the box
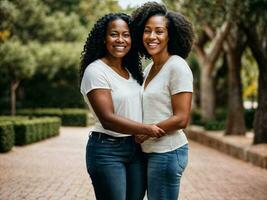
[0,122,14,152]
[13,118,61,145]
[17,108,88,126]
[204,120,226,131]
[191,108,256,131]
[0,117,61,152]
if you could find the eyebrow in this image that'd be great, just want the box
[144,26,167,29]
[109,29,130,32]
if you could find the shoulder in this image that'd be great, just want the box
[167,55,192,75]
[84,59,106,77]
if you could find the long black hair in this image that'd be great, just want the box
[80,13,143,85]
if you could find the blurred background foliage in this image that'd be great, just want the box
[0,0,267,143]
[0,0,122,112]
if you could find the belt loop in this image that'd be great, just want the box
[97,132,101,140]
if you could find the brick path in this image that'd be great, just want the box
[0,127,267,200]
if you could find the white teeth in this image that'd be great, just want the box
[114,46,125,50]
[147,43,158,48]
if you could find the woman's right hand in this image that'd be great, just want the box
[144,124,165,137]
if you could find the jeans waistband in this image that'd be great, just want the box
[91,131,132,141]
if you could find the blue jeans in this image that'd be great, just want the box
[86,132,146,200]
[145,144,188,200]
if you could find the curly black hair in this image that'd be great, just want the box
[132,2,194,59]
[80,13,143,85]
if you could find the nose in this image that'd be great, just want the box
[116,35,124,43]
[148,31,156,40]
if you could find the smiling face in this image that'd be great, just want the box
[143,15,169,57]
[105,19,131,59]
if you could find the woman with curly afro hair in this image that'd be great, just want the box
[80,13,165,200]
[132,2,194,200]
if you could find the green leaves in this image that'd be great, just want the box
[0,0,18,31]
[0,39,36,81]
[38,12,86,42]
[30,42,82,79]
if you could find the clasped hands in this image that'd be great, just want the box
[135,124,165,144]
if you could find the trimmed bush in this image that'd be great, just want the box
[17,108,62,117]
[0,122,15,152]
[191,109,203,125]
[191,108,256,131]
[245,109,255,130]
[216,108,228,121]
[14,117,61,145]
[0,116,29,121]
[62,109,87,127]
[17,108,88,126]
[204,120,226,130]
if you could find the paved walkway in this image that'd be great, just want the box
[0,127,267,200]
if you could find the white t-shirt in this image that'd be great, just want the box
[141,55,193,153]
[80,59,142,137]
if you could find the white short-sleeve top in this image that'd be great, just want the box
[80,59,142,137]
[141,55,193,153]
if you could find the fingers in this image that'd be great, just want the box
[157,127,165,137]
[144,124,166,137]
[135,135,149,143]
[153,126,165,138]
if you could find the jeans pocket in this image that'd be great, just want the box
[176,144,188,172]
[100,137,122,146]
[89,133,122,147]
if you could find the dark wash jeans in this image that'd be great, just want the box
[145,144,189,200]
[86,132,146,200]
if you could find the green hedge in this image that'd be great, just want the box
[204,120,226,130]
[17,108,88,126]
[0,116,29,121]
[191,108,256,130]
[13,118,61,145]
[245,109,255,130]
[191,109,203,126]
[0,116,61,147]
[17,108,62,117]
[0,122,15,152]
[61,109,88,127]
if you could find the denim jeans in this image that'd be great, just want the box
[86,132,146,200]
[145,144,188,200]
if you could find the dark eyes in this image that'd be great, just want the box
[123,33,130,37]
[156,30,164,34]
[110,32,130,38]
[144,29,164,34]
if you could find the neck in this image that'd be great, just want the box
[151,52,170,68]
[102,55,123,69]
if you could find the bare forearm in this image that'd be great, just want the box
[156,115,189,133]
[101,114,148,135]
[87,90,165,137]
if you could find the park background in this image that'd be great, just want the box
[1,0,266,145]
[0,0,267,199]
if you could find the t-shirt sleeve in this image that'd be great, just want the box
[80,65,111,96]
[169,60,193,95]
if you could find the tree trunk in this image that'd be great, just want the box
[195,22,231,122]
[200,64,215,121]
[253,68,267,143]
[224,30,247,135]
[11,80,19,116]
[252,50,267,144]
[243,25,267,144]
